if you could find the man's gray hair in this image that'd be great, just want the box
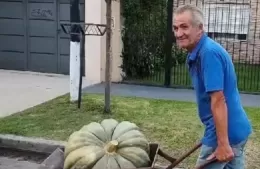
[173,4,204,26]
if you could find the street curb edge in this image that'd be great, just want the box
[0,134,66,154]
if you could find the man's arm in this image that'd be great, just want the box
[210,91,229,146]
[201,49,233,161]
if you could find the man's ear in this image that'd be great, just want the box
[199,23,204,32]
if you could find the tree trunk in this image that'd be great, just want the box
[105,0,112,113]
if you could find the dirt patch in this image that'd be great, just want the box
[245,139,260,169]
[0,147,48,164]
[0,157,41,169]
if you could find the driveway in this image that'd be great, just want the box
[0,69,93,118]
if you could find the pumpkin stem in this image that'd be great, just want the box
[106,140,118,153]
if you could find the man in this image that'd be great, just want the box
[172,4,252,169]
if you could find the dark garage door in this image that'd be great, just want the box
[0,0,85,75]
[0,0,26,70]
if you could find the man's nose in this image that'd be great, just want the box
[175,30,183,38]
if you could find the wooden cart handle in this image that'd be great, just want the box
[163,141,218,169]
[165,142,202,169]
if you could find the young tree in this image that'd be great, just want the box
[104,0,112,113]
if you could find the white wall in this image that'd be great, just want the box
[84,0,123,84]
[84,0,103,85]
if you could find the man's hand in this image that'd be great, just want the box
[206,144,234,162]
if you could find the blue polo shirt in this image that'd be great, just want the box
[187,33,252,148]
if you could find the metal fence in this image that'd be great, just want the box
[120,0,260,93]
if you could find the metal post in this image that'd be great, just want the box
[78,32,85,108]
[164,0,173,87]
[70,0,81,104]
[70,0,80,42]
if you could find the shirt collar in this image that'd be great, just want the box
[188,33,208,61]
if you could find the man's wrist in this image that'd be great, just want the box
[217,137,230,146]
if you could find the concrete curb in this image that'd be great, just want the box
[0,134,66,154]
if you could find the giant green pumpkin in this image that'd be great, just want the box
[64,119,151,169]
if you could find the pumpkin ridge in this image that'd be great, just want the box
[73,150,105,169]
[112,121,139,140]
[64,146,92,169]
[70,134,104,146]
[109,123,118,141]
[115,154,137,168]
[100,119,119,141]
[91,155,108,169]
[117,137,150,152]
[64,142,103,158]
[65,132,105,158]
[113,155,122,169]
[80,122,107,143]
[117,147,150,168]
[108,155,121,169]
[64,145,104,169]
[116,130,145,143]
[68,131,104,146]
[68,137,102,146]
[71,155,85,169]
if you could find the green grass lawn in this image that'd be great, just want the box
[124,63,260,93]
[0,94,259,168]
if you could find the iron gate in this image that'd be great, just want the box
[120,0,260,93]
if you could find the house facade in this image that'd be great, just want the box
[0,0,123,84]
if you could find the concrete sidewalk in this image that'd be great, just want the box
[0,70,93,118]
[83,83,260,108]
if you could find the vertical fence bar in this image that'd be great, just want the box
[251,0,259,92]
[244,0,249,91]
[164,0,173,86]
[257,0,260,92]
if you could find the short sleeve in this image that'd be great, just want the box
[201,49,224,93]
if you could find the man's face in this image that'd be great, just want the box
[173,11,203,51]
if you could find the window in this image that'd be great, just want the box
[203,3,250,40]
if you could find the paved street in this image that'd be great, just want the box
[83,83,260,108]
